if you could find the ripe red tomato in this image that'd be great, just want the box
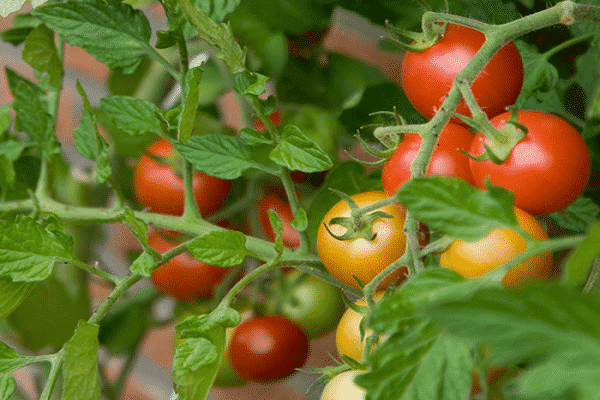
[317,192,407,290]
[469,110,591,215]
[440,208,552,288]
[400,23,523,121]
[382,122,475,196]
[133,139,231,216]
[149,227,235,302]
[228,315,309,381]
[257,193,301,249]
[252,110,283,133]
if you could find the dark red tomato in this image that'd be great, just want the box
[228,315,309,381]
[469,110,591,215]
[257,193,301,249]
[382,122,475,196]
[400,23,523,121]
[133,139,231,217]
[149,225,235,302]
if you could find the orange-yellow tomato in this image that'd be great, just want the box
[440,208,552,288]
[335,294,384,361]
[320,370,366,400]
[317,192,407,290]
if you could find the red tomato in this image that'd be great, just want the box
[469,110,591,215]
[257,193,301,249]
[149,226,235,302]
[133,139,231,216]
[252,110,283,133]
[400,23,523,121]
[228,315,309,381]
[382,123,475,196]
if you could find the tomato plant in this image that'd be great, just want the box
[469,110,591,215]
[257,192,301,249]
[228,315,309,381]
[401,23,523,121]
[440,208,552,288]
[133,139,231,216]
[149,227,236,302]
[335,297,374,361]
[317,191,408,289]
[382,122,475,196]
[320,370,366,400]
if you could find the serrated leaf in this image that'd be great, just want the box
[290,206,308,232]
[0,374,16,400]
[283,106,342,161]
[355,321,472,400]
[62,321,101,400]
[240,128,271,146]
[100,96,162,137]
[270,125,332,173]
[32,0,153,72]
[178,0,247,74]
[179,66,204,143]
[564,220,600,287]
[0,140,29,161]
[397,177,520,242]
[0,216,73,282]
[187,230,249,267]
[194,0,241,22]
[0,155,15,190]
[0,341,37,374]
[5,67,53,147]
[267,209,284,253]
[121,208,149,248]
[22,23,63,88]
[174,134,252,179]
[232,71,268,97]
[550,197,600,232]
[176,308,240,340]
[0,277,36,319]
[514,40,559,107]
[129,251,155,278]
[0,105,11,135]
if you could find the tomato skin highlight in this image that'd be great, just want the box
[317,192,407,290]
[382,123,475,196]
[440,208,552,288]
[320,370,366,400]
[469,110,591,215]
[228,315,309,381]
[257,193,301,249]
[401,23,523,121]
[149,229,234,302]
[133,139,231,217]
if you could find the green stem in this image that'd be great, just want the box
[88,274,143,325]
[149,48,181,82]
[280,170,312,254]
[71,259,122,286]
[39,351,65,400]
[582,256,600,295]
[182,159,203,221]
[544,33,595,60]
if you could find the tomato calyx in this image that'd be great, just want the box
[457,108,528,164]
[385,19,447,52]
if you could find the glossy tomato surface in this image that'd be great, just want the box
[440,208,552,288]
[335,298,371,362]
[382,122,475,196]
[317,192,407,289]
[149,229,234,301]
[257,193,301,249]
[320,370,366,400]
[133,139,231,216]
[228,315,309,381]
[401,23,523,120]
[469,110,591,215]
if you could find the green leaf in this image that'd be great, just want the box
[187,230,249,267]
[178,66,203,143]
[0,140,30,162]
[129,251,155,278]
[267,209,284,253]
[269,125,333,173]
[397,177,521,242]
[0,14,41,43]
[100,96,162,137]
[62,321,101,400]
[5,67,53,147]
[32,0,153,73]
[355,321,473,400]
[0,105,11,135]
[173,325,225,399]
[233,71,269,97]
[0,216,73,282]
[514,40,559,107]
[290,206,308,232]
[0,155,15,190]
[21,23,63,88]
[0,341,37,374]
[122,208,150,249]
[193,0,241,22]
[282,106,342,161]
[564,220,600,287]
[174,134,252,179]
[549,197,600,232]
[178,0,247,74]
[0,374,16,400]
[240,128,271,146]
[176,308,240,340]
[0,277,36,319]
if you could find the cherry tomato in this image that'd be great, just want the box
[149,227,235,302]
[382,122,475,196]
[471,367,505,396]
[320,370,366,400]
[257,193,301,249]
[228,315,309,381]
[269,270,346,339]
[133,139,231,216]
[440,208,552,288]
[401,23,523,121]
[252,110,283,133]
[469,110,591,215]
[317,192,407,290]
